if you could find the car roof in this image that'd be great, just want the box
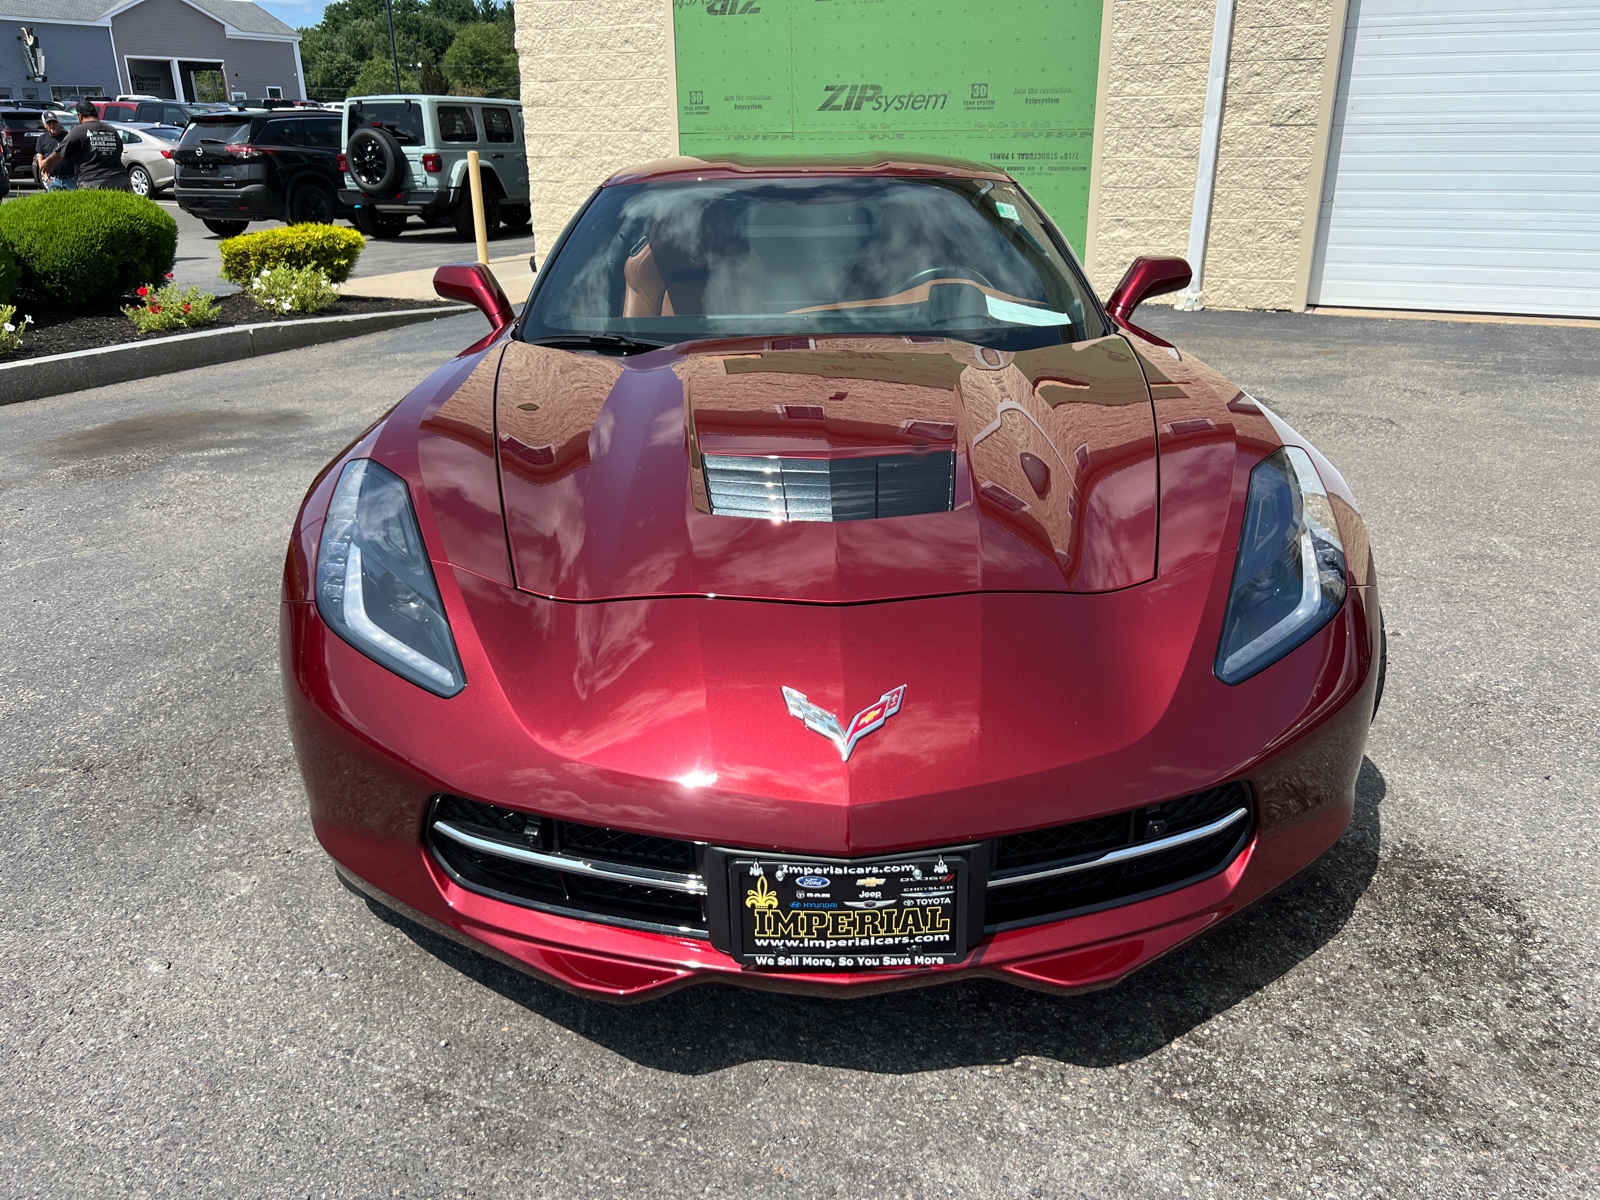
[602,153,1013,186]
[345,94,520,104]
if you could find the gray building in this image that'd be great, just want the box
[3,0,303,103]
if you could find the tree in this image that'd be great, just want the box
[442,22,518,98]
[351,56,418,96]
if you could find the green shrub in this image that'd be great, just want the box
[0,238,19,306]
[0,304,32,355]
[122,282,221,333]
[219,224,365,286]
[248,264,340,314]
[0,190,177,306]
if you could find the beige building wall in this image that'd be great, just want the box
[1086,0,1214,297]
[1088,0,1344,311]
[514,0,679,260]
[1203,0,1341,310]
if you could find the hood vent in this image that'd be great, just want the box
[703,452,955,522]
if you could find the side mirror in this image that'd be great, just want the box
[434,263,514,334]
[1105,256,1192,325]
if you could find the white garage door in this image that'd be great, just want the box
[1308,0,1600,316]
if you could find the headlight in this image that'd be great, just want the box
[1215,446,1347,685]
[315,459,465,697]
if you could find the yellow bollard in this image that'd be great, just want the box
[467,150,489,267]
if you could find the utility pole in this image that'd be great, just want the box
[384,0,401,92]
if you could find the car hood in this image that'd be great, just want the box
[488,334,1158,602]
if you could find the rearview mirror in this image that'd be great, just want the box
[1105,256,1192,325]
[434,263,514,334]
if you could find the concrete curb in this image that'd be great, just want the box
[0,304,474,406]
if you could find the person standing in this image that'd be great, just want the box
[40,100,129,192]
[33,112,73,190]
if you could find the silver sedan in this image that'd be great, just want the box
[106,122,185,197]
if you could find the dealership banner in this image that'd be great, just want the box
[672,0,1104,249]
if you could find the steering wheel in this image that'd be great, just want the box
[890,266,996,296]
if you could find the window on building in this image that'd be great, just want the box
[437,105,478,143]
[483,107,514,143]
[266,86,283,100]
[51,85,104,101]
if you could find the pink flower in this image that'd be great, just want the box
[136,286,149,297]
[183,304,191,312]
[165,273,174,280]
[149,304,162,314]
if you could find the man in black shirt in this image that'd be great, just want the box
[33,113,71,189]
[40,100,129,192]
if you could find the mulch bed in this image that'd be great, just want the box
[2,292,461,363]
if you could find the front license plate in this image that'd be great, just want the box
[728,853,967,970]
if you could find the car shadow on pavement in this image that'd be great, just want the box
[364,757,1386,1073]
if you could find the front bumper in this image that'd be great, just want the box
[282,570,1380,1002]
[175,182,281,220]
[339,186,457,214]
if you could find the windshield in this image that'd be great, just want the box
[522,176,1103,350]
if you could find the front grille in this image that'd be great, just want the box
[984,782,1253,930]
[424,783,1253,945]
[703,452,955,521]
[427,796,708,937]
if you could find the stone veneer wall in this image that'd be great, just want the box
[1087,0,1214,296]
[1090,0,1339,311]
[514,0,679,261]
[1203,0,1340,310]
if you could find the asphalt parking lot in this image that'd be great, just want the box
[0,185,536,295]
[151,200,536,295]
[1,306,1595,1198]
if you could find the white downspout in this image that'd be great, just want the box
[1179,0,1236,312]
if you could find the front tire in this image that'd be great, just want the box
[1371,613,1387,722]
[289,180,337,224]
[500,203,530,228]
[353,207,406,239]
[127,163,153,198]
[202,218,249,237]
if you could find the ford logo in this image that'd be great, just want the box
[797,875,830,889]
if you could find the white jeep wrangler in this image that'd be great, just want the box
[339,94,530,239]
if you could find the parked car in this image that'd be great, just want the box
[99,99,229,126]
[0,108,51,186]
[106,122,184,197]
[172,108,347,235]
[282,154,1384,1002]
[338,93,530,239]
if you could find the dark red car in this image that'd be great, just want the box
[281,155,1383,1001]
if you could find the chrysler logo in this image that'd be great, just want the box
[781,685,905,761]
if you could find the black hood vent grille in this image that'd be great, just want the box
[703,452,955,522]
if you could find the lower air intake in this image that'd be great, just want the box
[984,782,1254,930]
[427,796,708,937]
[703,452,955,521]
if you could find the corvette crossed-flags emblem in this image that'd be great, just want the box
[781,685,906,762]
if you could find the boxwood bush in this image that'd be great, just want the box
[0,190,177,306]
[219,224,365,286]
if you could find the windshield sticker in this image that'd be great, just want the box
[985,295,1072,327]
[995,201,1020,221]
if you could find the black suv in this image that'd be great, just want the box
[173,110,346,235]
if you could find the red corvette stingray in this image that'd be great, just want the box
[281,156,1383,1001]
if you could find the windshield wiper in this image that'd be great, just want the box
[528,333,665,355]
